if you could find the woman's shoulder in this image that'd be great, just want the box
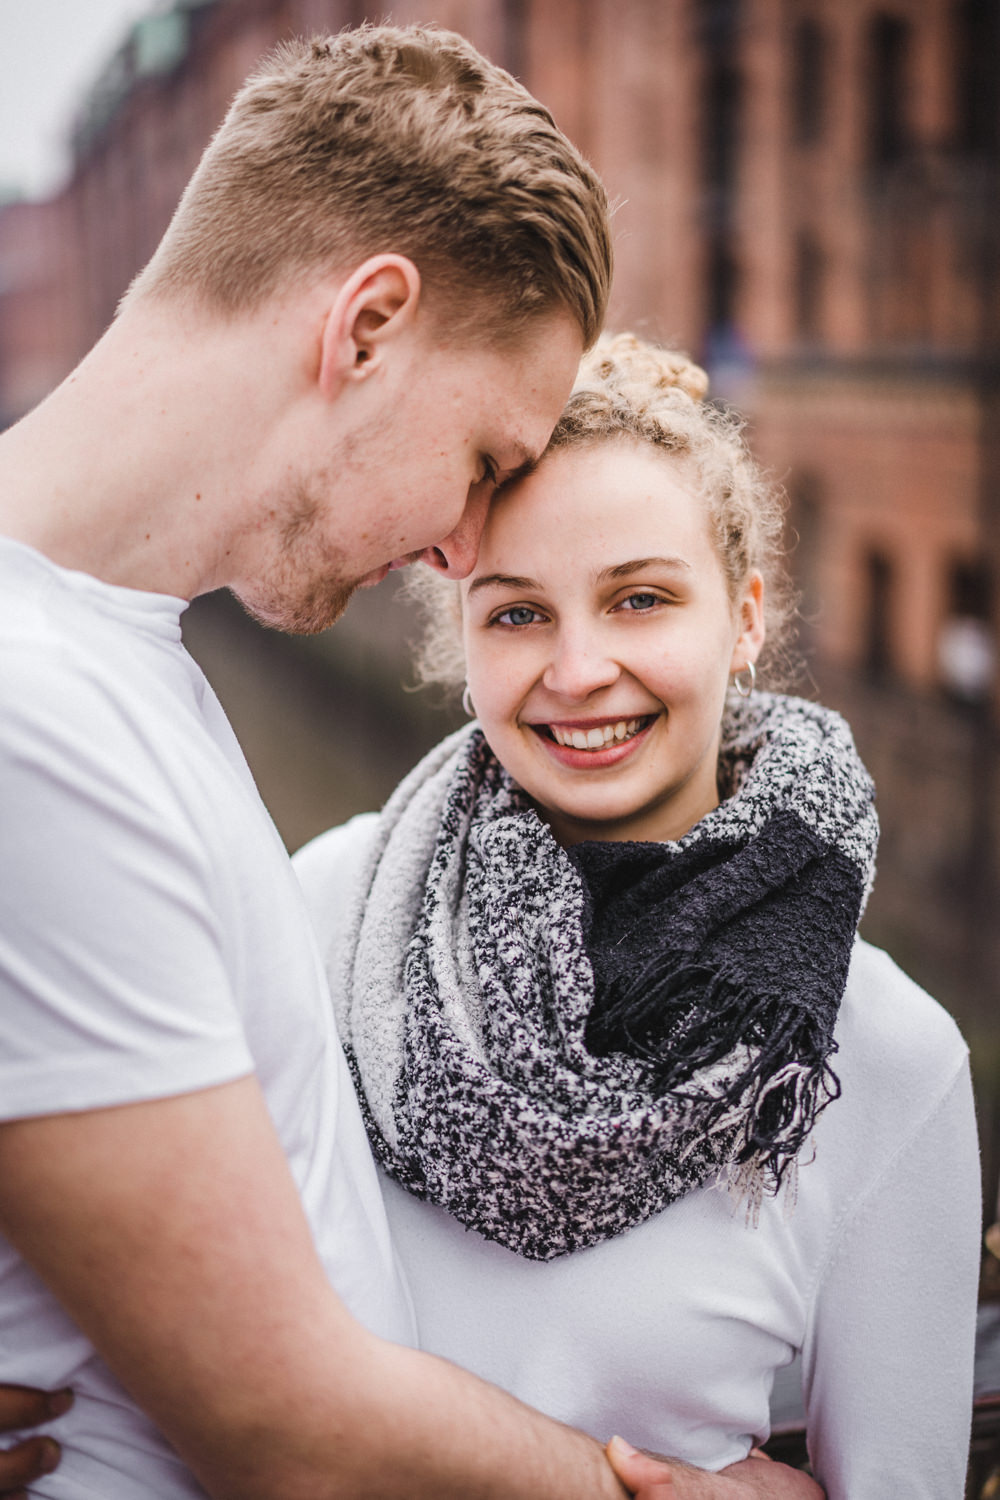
[292,812,381,943]
[842,938,967,1060]
[830,937,970,1135]
[795,939,975,1262]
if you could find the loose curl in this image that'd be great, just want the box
[405,332,800,693]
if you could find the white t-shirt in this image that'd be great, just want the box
[295,811,982,1500]
[0,540,415,1500]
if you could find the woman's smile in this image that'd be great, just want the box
[529,713,656,767]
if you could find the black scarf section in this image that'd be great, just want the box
[576,812,860,1186]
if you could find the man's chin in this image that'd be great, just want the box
[232,578,359,636]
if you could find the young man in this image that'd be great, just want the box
[0,25,819,1500]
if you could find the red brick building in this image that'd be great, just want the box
[0,0,997,1059]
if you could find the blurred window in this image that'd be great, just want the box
[708,243,739,331]
[794,231,824,342]
[939,559,996,702]
[864,548,894,678]
[790,19,826,146]
[868,13,912,166]
[500,0,528,80]
[789,471,824,659]
[956,0,1000,156]
[703,59,743,194]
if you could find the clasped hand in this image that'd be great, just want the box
[607,1435,825,1498]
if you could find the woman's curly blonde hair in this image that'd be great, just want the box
[404,332,799,693]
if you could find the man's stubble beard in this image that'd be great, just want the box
[232,476,362,635]
[235,574,357,635]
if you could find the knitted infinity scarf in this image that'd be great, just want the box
[333,692,878,1262]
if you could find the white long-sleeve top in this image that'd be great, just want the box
[294,812,981,1500]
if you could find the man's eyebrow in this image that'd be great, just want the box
[600,556,693,580]
[467,572,539,596]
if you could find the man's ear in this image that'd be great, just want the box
[317,255,422,397]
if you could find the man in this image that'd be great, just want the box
[0,25,818,1500]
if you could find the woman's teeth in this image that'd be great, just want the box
[550,718,644,750]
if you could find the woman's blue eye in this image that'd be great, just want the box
[496,605,540,627]
[620,592,660,611]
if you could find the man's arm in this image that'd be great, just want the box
[0,1075,635,1500]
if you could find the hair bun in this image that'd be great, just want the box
[579,332,709,404]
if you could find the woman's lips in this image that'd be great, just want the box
[530,714,656,767]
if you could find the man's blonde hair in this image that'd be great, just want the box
[126,25,612,343]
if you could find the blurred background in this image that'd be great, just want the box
[1,0,998,1263]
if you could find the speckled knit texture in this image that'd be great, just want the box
[333,693,878,1261]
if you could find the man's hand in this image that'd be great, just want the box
[606,1436,825,1499]
[0,1384,71,1495]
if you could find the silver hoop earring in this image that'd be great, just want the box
[462,684,475,717]
[733,661,756,699]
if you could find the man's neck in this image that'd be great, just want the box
[0,296,303,601]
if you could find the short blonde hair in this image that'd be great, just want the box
[406,332,799,690]
[126,25,612,343]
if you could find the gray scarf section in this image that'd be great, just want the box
[332,693,878,1261]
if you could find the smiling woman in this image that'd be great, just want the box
[294,333,980,1500]
[458,441,765,844]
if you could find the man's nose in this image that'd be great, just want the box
[417,481,493,581]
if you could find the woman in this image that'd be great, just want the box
[294,335,980,1498]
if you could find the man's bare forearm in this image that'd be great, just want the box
[191,1340,630,1500]
[0,1082,634,1500]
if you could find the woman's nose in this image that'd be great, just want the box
[542,629,620,701]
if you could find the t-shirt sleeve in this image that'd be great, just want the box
[0,655,254,1120]
[801,1056,980,1499]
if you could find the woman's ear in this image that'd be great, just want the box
[316,255,422,397]
[730,571,766,673]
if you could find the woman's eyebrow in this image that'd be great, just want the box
[600,556,693,580]
[467,573,539,596]
[468,558,694,595]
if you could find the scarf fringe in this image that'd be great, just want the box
[586,956,841,1192]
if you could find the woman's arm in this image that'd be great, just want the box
[801,1059,980,1499]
